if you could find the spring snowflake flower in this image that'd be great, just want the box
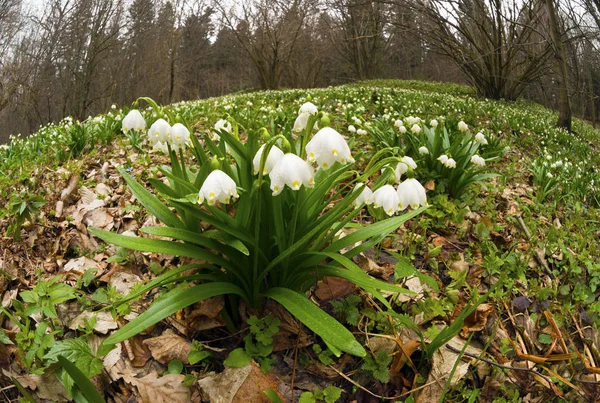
[348,125,356,133]
[399,125,407,134]
[411,124,421,134]
[397,179,427,210]
[474,131,488,145]
[393,156,417,182]
[419,146,429,155]
[405,116,420,126]
[253,144,285,175]
[306,127,354,170]
[269,153,315,196]
[198,170,239,205]
[152,141,169,154]
[293,102,319,133]
[169,123,190,150]
[372,185,400,216]
[430,119,438,128]
[438,154,456,168]
[546,172,553,179]
[148,118,171,145]
[471,154,486,167]
[353,184,373,207]
[122,110,146,132]
[356,128,367,136]
[213,119,232,141]
[394,119,403,129]
[458,121,469,132]
[299,102,318,116]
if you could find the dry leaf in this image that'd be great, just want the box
[232,362,282,403]
[60,174,79,201]
[460,303,494,337]
[3,369,70,402]
[110,271,142,295]
[198,363,253,403]
[314,277,355,301]
[143,330,192,364]
[130,372,191,403]
[62,256,100,275]
[69,311,118,334]
[83,208,114,230]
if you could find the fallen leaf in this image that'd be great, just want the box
[232,362,282,403]
[69,311,118,334]
[143,329,192,364]
[460,303,494,337]
[110,271,142,295]
[60,174,79,201]
[2,369,70,402]
[62,256,100,276]
[130,372,191,403]
[314,277,355,301]
[198,363,253,403]
[83,208,114,230]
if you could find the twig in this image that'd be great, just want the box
[291,336,300,402]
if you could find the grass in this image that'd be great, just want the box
[1,79,600,402]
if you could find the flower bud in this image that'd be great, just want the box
[259,127,270,142]
[281,138,291,153]
[209,156,221,171]
[318,113,331,128]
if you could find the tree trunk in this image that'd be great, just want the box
[545,0,571,131]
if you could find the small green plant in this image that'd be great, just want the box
[530,158,558,203]
[224,314,280,372]
[361,350,392,383]
[331,294,362,326]
[7,194,46,240]
[299,385,343,403]
[188,341,212,365]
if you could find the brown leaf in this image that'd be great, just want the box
[424,180,435,191]
[69,311,118,334]
[266,300,312,351]
[355,253,394,280]
[314,277,355,301]
[60,174,79,201]
[130,372,191,403]
[129,335,152,367]
[83,208,114,230]
[460,304,494,337]
[143,330,192,364]
[2,369,70,402]
[198,363,253,403]
[232,362,282,403]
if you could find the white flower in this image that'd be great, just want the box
[546,172,553,179]
[458,121,469,132]
[169,123,190,150]
[269,153,315,195]
[348,125,356,133]
[298,102,318,116]
[198,170,239,205]
[392,156,417,182]
[437,154,449,165]
[352,116,361,125]
[419,146,429,155]
[474,131,488,145]
[353,184,373,207]
[411,124,421,134]
[397,179,427,210]
[213,119,232,141]
[430,119,438,128]
[445,157,456,168]
[405,116,420,126]
[471,154,486,167]
[394,119,403,129]
[148,118,171,145]
[152,141,169,154]
[401,156,417,169]
[122,109,146,132]
[372,185,400,216]
[253,144,284,175]
[306,127,354,170]
[357,128,367,136]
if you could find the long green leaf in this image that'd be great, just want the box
[89,228,235,271]
[104,282,245,346]
[264,287,366,357]
[117,166,183,229]
[57,355,105,403]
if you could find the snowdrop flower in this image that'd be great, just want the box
[458,121,469,132]
[306,127,354,170]
[198,170,239,205]
[122,110,146,132]
[148,118,171,145]
[475,131,488,145]
[253,144,284,175]
[471,154,486,167]
[152,141,169,153]
[411,124,421,134]
[394,119,403,129]
[372,185,400,216]
[348,125,356,133]
[353,184,373,207]
[419,146,429,155]
[169,123,190,150]
[397,179,427,210]
[430,119,438,128]
[213,119,232,141]
[269,153,314,195]
[298,102,318,116]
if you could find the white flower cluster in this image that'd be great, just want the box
[371,179,427,216]
[438,154,456,168]
[293,102,318,133]
[121,109,191,152]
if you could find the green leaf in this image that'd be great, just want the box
[167,359,184,374]
[188,349,211,365]
[117,166,184,229]
[45,338,103,378]
[538,333,553,345]
[56,355,106,403]
[323,385,343,403]
[224,348,252,367]
[264,287,366,357]
[264,389,283,403]
[299,392,316,403]
[102,282,245,346]
[392,254,439,292]
[0,330,13,345]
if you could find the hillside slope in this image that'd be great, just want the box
[0,80,599,402]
